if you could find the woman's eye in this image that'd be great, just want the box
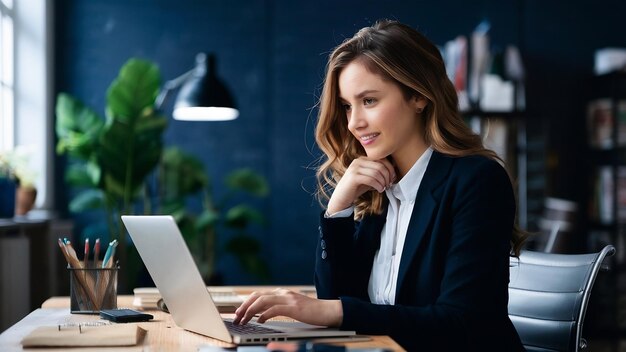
[342,104,351,111]
[363,98,375,105]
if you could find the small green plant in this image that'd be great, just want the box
[0,146,38,190]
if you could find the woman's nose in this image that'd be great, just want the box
[347,109,366,131]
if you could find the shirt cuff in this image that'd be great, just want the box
[325,206,355,218]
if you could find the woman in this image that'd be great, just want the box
[234,20,525,351]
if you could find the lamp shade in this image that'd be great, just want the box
[173,53,239,121]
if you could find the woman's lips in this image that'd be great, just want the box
[360,133,380,146]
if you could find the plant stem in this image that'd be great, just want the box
[205,228,216,281]
[202,189,216,280]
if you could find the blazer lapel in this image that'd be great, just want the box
[395,151,453,297]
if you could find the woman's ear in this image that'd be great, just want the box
[413,95,428,113]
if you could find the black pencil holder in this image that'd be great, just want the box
[68,266,118,314]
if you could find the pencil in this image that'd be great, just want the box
[93,238,101,268]
[84,238,89,268]
[59,238,98,310]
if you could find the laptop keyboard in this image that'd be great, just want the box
[224,320,283,335]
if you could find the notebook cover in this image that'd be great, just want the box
[21,324,144,347]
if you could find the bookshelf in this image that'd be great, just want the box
[584,72,626,339]
[464,109,546,231]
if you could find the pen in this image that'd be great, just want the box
[102,239,118,268]
[57,238,72,264]
[84,238,89,267]
[106,240,118,268]
[64,240,83,269]
[93,238,101,267]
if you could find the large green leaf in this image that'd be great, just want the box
[160,199,186,220]
[55,93,104,160]
[98,116,166,198]
[69,189,106,212]
[106,59,161,123]
[65,163,100,187]
[102,173,130,200]
[225,205,266,229]
[196,208,219,232]
[161,147,209,202]
[96,59,165,200]
[225,169,269,197]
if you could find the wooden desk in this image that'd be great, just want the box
[0,293,405,351]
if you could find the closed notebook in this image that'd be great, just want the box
[21,324,145,347]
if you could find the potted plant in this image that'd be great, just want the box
[0,146,38,217]
[56,58,270,287]
[56,59,165,288]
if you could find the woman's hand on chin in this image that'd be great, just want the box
[327,157,396,214]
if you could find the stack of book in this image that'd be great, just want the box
[587,99,626,149]
[133,287,245,313]
[132,288,162,310]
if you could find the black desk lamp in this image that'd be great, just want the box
[155,53,239,121]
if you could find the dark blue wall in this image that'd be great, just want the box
[54,0,626,284]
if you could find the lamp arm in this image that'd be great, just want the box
[154,68,197,110]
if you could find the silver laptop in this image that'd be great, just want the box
[121,215,356,345]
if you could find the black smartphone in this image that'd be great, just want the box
[99,309,153,323]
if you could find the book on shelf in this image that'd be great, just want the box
[443,35,469,111]
[587,98,626,149]
[589,166,626,224]
[477,118,510,165]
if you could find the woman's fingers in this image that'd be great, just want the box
[353,168,386,192]
[378,158,397,186]
[238,294,292,325]
[350,158,395,192]
[233,289,274,324]
[233,290,342,327]
[256,304,293,324]
[235,289,295,325]
[256,297,342,327]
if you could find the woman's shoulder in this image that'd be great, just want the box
[437,152,509,182]
[438,151,504,170]
[434,152,514,202]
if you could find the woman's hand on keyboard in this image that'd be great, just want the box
[232,288,343,327]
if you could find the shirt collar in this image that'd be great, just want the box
[386,147,433,203]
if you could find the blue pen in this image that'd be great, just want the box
[107,240,118,268]
[101,239,118,268]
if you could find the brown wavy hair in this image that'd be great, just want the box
[314,20,526,255]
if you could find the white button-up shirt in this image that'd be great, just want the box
[368,147,433,304]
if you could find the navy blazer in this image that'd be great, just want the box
[315,151,524,351]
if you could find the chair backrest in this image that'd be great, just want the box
[508,245,615,352]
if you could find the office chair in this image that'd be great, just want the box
[508,245,616,352]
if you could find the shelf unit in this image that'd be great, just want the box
[464,109,546,231]
[584,72,626,339]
